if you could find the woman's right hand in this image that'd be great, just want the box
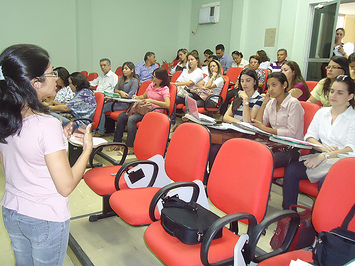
[82,124,93,152]
[264,91,271,103]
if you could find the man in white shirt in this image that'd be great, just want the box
[90,58,118,93]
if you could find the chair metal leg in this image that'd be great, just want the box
[89,195,117,222]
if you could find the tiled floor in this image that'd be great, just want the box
[0,127,314,265]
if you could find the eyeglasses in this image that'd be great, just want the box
[325,65,342,70]
[250,61,259,65]
[42,70,58,78]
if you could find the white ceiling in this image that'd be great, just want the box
[339,3,355,15]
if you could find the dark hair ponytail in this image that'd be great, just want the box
[0,44,50,143]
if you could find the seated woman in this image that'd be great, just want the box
[308,56,349,107]
[282,75,355,210]
[202,49,213,66]
[231,51,249,68]
[257,50,271,70]
[170,51,204,127]
[170,48,188,75]
[193,59,225,108]
[113,67,170,155]
[348,52,355,80]
[281,61,310,101]
[48,72,96,131]
[208,68,264,170]
[94,62,138,137]
[44,67,74,105]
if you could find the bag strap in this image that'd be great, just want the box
[341,204,355,229]
[289,204,313,212]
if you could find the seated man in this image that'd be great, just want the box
[216,44,233,74]
[90,58,118,93]
[268,48,288,74]
[135,52,159,84]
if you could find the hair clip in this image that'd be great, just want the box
[0,66,5,81]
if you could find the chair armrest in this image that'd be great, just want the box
[200,212,258,266]
[89,142,128,168]
[150,107,169,116]
[149,181,200,222]
[204,95,223,112]
[248,210,300,263]
[114,160,159,191]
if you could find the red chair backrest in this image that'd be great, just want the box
[134,112,170,160]
[300,101,320,135]
[261,68,268,92]
[92,92,105,130]
[219,75,230,103]
[137,80,153,96]
[161,63,170,74]
[167,84,177,117]
[165,123,210,183]
[306,81,318,92]
[170,71,182,83]
[87,72,98,82]
[312,158,355,232]
[208,138,273,223]
[226,67,243,84]
[81,71,88,78]
[115,66,123,76]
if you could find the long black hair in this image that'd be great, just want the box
[232,68,259,111]
[334,75,355,108]
[323,56,350,96]
[0,44,50,143]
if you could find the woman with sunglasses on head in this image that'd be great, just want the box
[283,75,355,210]
[0,44,93,265]
[281,61,310,101]
[307,56,349,107]
[48,72,96,131]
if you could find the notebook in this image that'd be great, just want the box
[185,96,215,124]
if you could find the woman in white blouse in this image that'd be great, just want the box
[282,75,355,210]
[170,48,188,75]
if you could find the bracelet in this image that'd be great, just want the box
[322,152,330,159]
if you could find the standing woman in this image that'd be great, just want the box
[94,62,138,137]
[281,61,310,101]
[308,56,349,107]
[282,75,355,210]
[170,48,188,75]
[113,67,170,155]
[0,44,92,265]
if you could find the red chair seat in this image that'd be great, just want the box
[110,110,126,121]
[273,167,285,178]
[299,180,319,197]
[109,187,161,225]
[257,250,313,266]
[145,221,239,266]
[84,166,128,195]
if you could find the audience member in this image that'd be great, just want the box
[282,75,355,210]
[44,67,74,105]
[94,62,139,137]
[135,52,159,84]
[170,48,188,75]
[202,55,218,75]
[48,72,96,131]
[216,44,233,73]
[268,48,287,74]
[0,44,92,265]
[333,28,354,59]
[90,58,118,93]
[348,52,355,80]
[112,68,170,155]
[194,59,225,108]
[257,50,271,70]
[203,49,213,65]
[281,61,310,101]
[231,51,249,68]
[249,55,266,89]
[308,56,349,107]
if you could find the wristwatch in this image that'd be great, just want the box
[323,152,330,159]
[244,101,249,106]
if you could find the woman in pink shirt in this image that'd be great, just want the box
[113,67,170,155]
[0,44,93,265]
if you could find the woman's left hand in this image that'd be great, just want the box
[63,120,74,140]
[120,91,128,98]
[249,119,264,129]
[304,154,325,169]
[238,90,248,101]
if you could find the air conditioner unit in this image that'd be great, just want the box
[199,6,219,24]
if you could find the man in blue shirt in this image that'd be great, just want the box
[215,44,233,74]
[135,52,159,84]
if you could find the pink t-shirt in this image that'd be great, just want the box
[0,114,69,222]
[146,83,170,113]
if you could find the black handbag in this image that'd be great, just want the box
[160,195,223,245]
[313,204,355,266]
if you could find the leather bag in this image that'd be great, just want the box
[126,100,152,117]
[313,204,355,266]
[160,195,223,245]
[270,205,317,251]
[189,87,213,101]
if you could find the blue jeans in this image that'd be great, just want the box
[2,207,70,266]
[113,112,144,147]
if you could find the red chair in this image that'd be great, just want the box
[273,102,320,180]
[261,68,268,92]
[161,63,170,75]
[92,92,105,130]
[250,158,355,265]
[306,81,318,92]
[108,123,210,226]
[83,112,170,222]
[87,72,98,82]
[226,67,243,85]
[81,71,88,78]
[115,66,122,76]
[109,80,153,121]
[170,71,182,83]
[144,138,275,266]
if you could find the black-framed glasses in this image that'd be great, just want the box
[325,65,342,70]
[42,70,58,78]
